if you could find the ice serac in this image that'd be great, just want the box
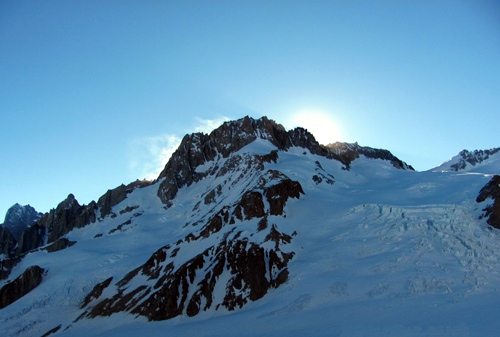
[477,175,500,229]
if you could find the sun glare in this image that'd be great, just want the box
[289,111,342,145]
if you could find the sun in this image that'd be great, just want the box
[288,110,342,145]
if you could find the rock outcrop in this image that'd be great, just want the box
[0,265,45,309]
[97,180,152,219]
[477,175,500,229]
[325,142,414,170]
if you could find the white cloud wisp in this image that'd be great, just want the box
[127,116,230,181]
[127,134,181,181]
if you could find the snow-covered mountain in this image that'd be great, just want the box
[1,116,500,337]
[431,148,500,173]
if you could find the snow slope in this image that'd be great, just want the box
[1,134,500,337]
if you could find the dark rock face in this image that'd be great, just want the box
[325,142,414,170]
[1,204,42,241]
[0,265,44,309]
[0,226,19,280]
[43,194,97,244]
[97,180,152,219]
[80,277,113,309]
[16,222,46,255]
[451,148,500,171]
[0,225,17,258]
[477,175,500,229]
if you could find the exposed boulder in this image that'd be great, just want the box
[262,171,304,216]
[0,265,45,309]
[477,175,500,229]
[40,325,62,337]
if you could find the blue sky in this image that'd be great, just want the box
[1,0,499,218]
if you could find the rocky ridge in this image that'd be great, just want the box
[157,116,413,207]
[450,148,500,171]
[0,182,153,307]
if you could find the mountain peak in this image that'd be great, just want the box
[156,116,412,206]
[1,203,41,241]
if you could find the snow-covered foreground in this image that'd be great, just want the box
[1,139,500,337]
